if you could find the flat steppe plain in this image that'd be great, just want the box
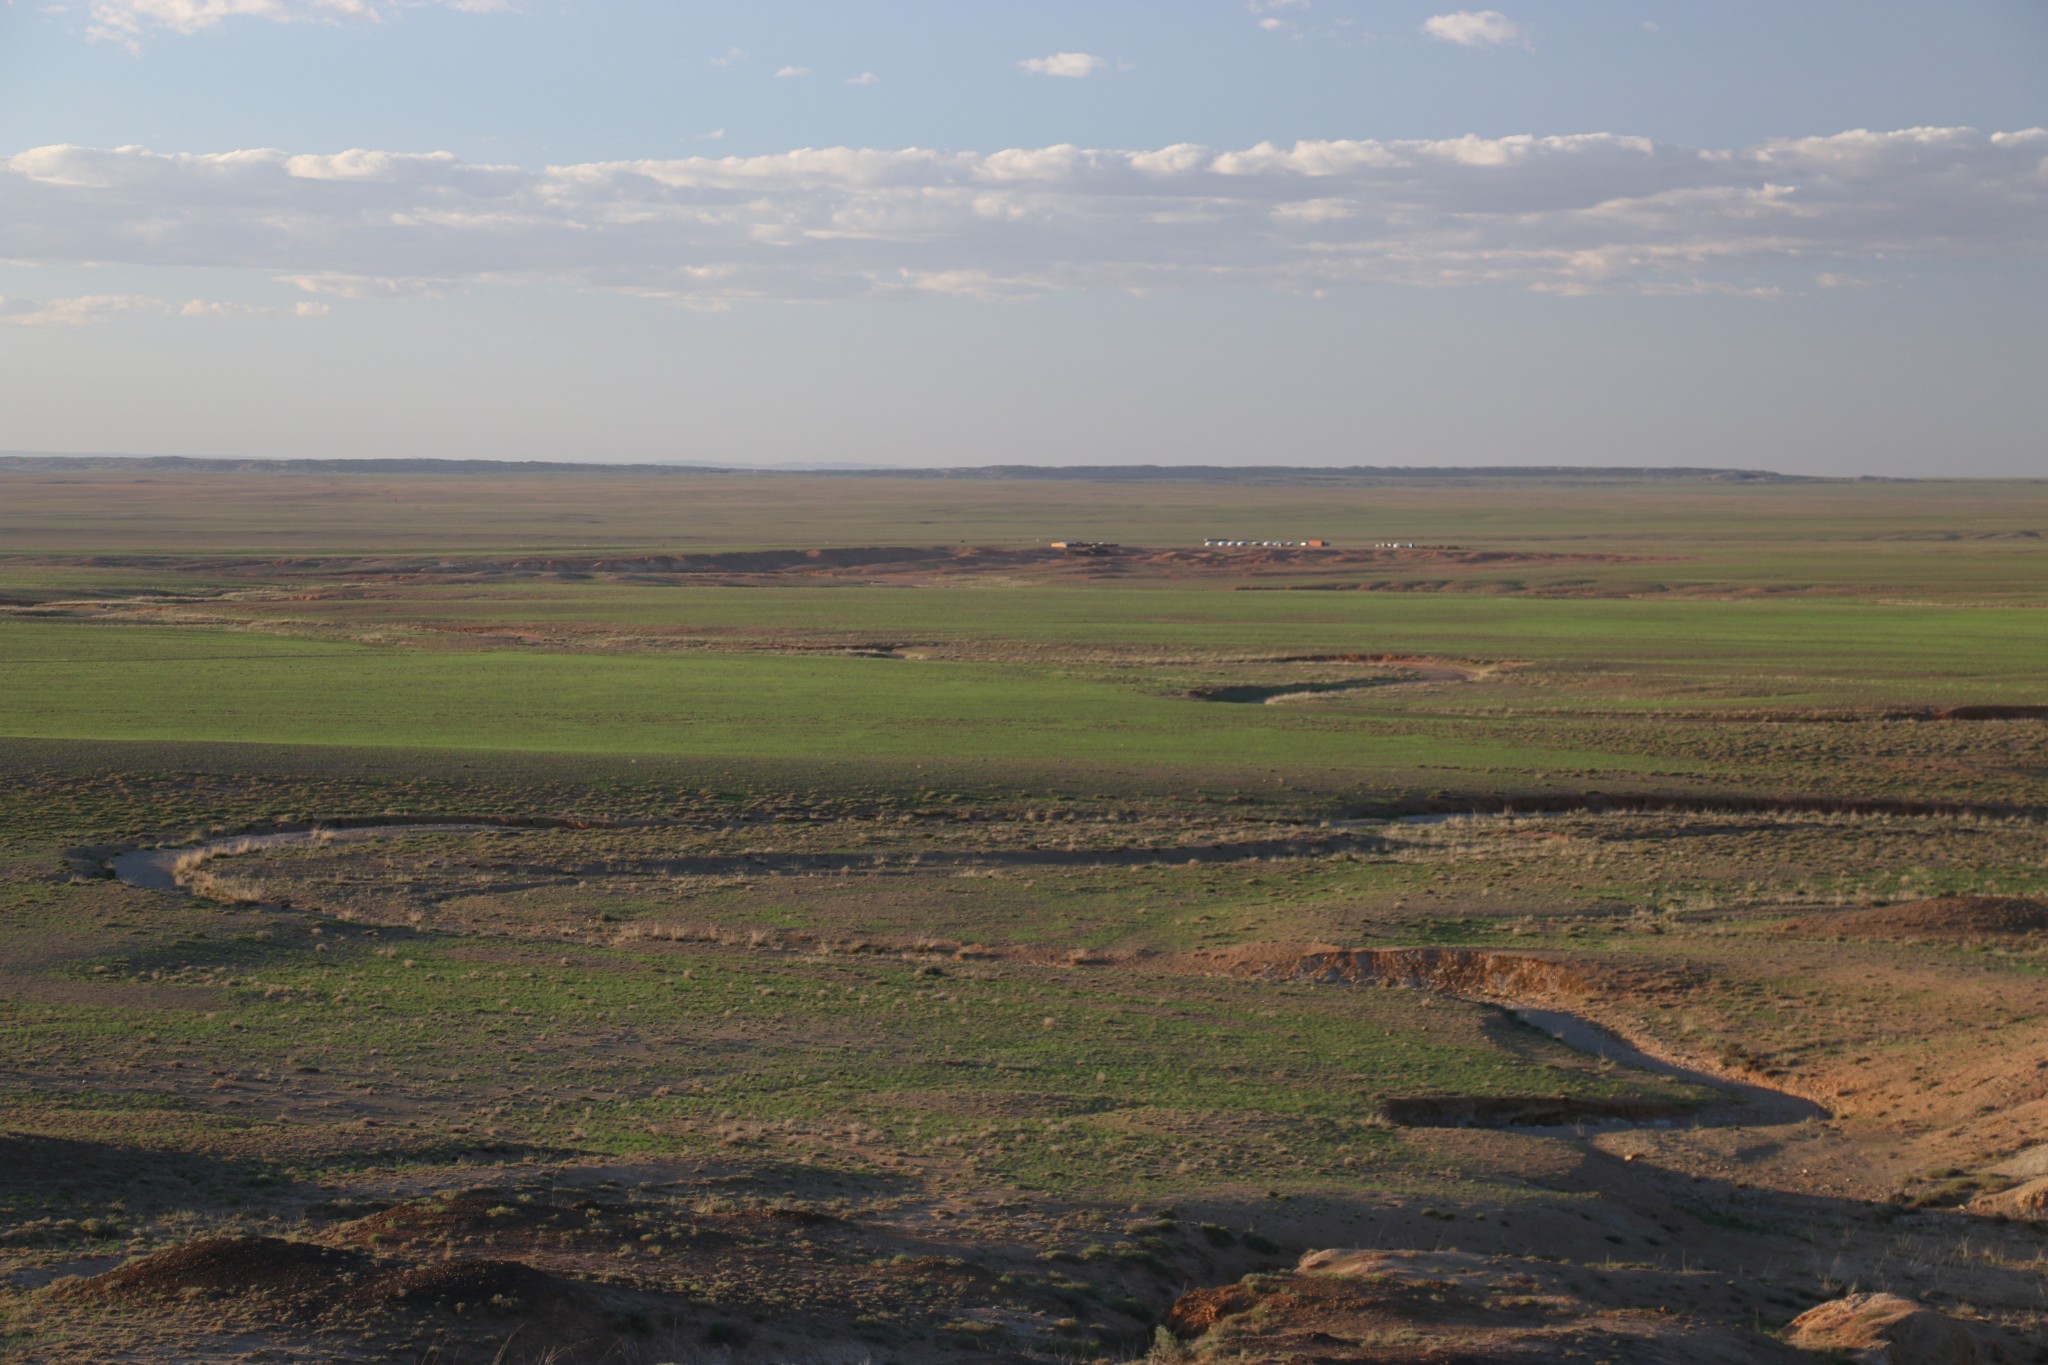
[1,465,2046,1363]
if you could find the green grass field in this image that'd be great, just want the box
[4,467,2047,1363]
[4,576,2043,804]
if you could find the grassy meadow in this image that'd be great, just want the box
[2,465,2047,1362]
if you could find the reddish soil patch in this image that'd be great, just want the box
[1166,1282,1258,1334]
[1777,896,2048,945]
[1970,1176,2048,1219]
[1788,1292,2030,1363]
[1165,1248,1808,1363]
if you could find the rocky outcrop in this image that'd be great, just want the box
[1787,1293,2027,1364]
[1968,1176,2048,1220]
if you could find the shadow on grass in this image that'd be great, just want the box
[0,1132,280,1221]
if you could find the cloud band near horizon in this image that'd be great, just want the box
[4,126,2044,310]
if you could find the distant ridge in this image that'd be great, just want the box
[0,454,734,476]
[0,453,1812,483]
[843,464,1810,484]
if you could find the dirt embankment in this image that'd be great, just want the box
[1777,895,2048,945]
[1919,704,2048,722]
[1196,943,1604,1001]
[1657,703,2048,724]
[1404,790,2024,820]
[1376,1094,1696,1127]
[1186,654,1503,703]
[1190,678,1397,704]
[23,542,1664,588]
[1186,943,1832,1123]
[96,823,1398,898]
[89,793,2028,900]
[1165,1248,1811,1363]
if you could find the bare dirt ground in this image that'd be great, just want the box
[15,803,2046,1362]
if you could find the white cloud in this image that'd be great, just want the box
[1250,0,1308,34]
[0,293,166,325]
[278,273,433,298]
[3,127,2041,308]
[775,65,810,78]
[1271,198,1355,223]
[79,0,502,47]
[1421,10,1527,47]
[1019,52,1103,78]
[707,46,744,67]
[844,70,877,85]
[0,292,319,323]
[178,298,264,316]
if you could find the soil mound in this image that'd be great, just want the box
[333,1190,775,1263]
[334,1191,566,1246]
[1778,896,2048,945]
[58,1234,594,1320]
[58,1236,371,1306]
[1788,1292,2027,1363]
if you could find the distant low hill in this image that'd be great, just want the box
[0,454,733,476]
[854,464,1810,484]
[0,453,1812,483]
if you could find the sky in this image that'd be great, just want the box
[1,2,2044,474]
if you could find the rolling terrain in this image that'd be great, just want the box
[1,464,2045,1363]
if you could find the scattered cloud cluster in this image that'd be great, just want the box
[1244,2,1370,46]
[80,0,505,47]
[1421,10,1527,47]
[0,291,328,325]
[4,127,2041,311]
[1249,0,1311,30]
[1019,52,1103,78]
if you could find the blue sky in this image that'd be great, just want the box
[2,1,2044,473]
